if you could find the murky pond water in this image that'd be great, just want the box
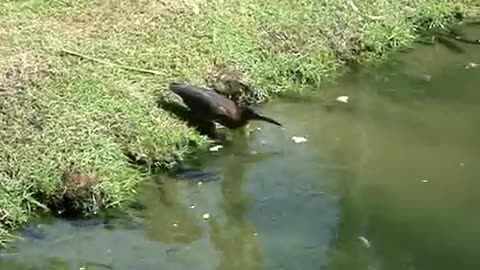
[2,26,480,270]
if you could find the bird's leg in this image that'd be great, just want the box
[197,121,231,144]
[196,120,217,137]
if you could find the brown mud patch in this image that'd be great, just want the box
[48,169,103,217]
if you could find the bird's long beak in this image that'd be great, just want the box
[252,112,283,127]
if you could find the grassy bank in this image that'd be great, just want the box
[0,0,475,244]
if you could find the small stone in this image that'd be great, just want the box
[209,145,223,152]
[173,223,178,227]
[202,213,210,220]
[466,62,479,69]
[336,96,349,103]
[460,163,465,167]
[256,127,261,131]
[198,181,203,185]
[292,136,308,144]
[80,268,85,270]
[421,179,428,183]
[253,232,257,236]
[189,205,196,209]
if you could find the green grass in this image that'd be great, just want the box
[0,0,475,244]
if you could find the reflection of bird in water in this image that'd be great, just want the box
[206,151,266,270]
[138,177,202,244]
[169,82,283,130]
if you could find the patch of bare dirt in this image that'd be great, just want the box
[0,53,54,134]
[47,0,205,38]
[0,24,8,48]
[0,53,53,88]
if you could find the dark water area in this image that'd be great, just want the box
[1,26,480,270]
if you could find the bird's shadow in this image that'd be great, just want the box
[156,98,226,142]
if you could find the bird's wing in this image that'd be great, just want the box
[200,88,239,117]
[171,84,233,117]
[201,88,238,112]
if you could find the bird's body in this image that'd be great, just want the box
[169,82,282,129]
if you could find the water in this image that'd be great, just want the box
[1,26,480,270]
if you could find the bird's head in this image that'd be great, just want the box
[242,106,283,127]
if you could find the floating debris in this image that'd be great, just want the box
[202,213,210,220]
[460,163,465,167]
[336,96,349,103]
[173,223,178,227]
[189,204,196,209]
[466,62,478,69]
[421,74,432,81]
[256,127,262,131]
[198,181,203,185]
[209,145,223,152]
[304,191,326,197]
[166,247,180,254]
[421,179,428,183]
[292,136,308,144]
[0,252,18,257]
[253,232,258,236]
[358,236,371,248]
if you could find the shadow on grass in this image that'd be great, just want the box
[155,98,224,141]
[122,97,228,173]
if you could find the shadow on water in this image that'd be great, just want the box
[207,140,264,270]
[2,25,480,270]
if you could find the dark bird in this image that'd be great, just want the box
[169,82,283,129]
